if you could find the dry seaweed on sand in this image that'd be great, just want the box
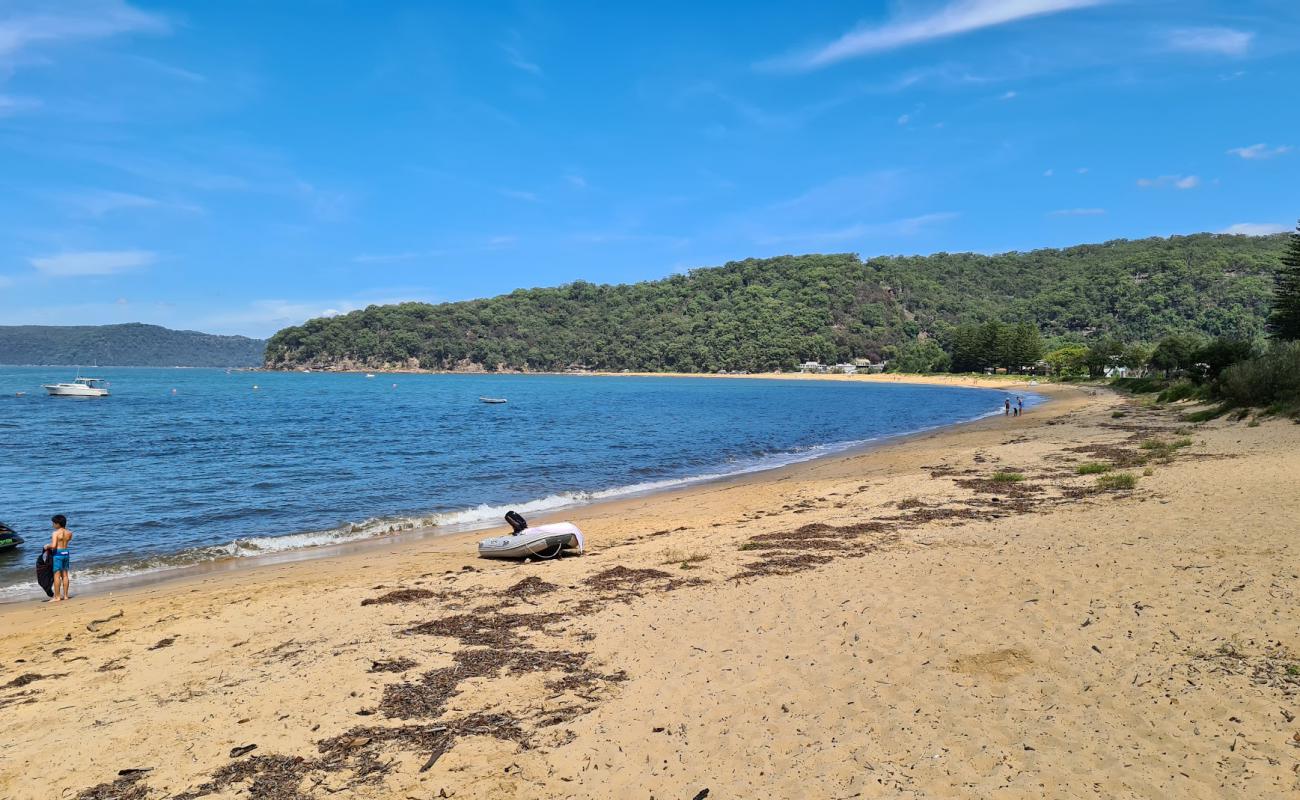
[2,671,66,689]
[360,588,438,606]
[1190,642,1300,696]
[404,611,557,647]
[368,657,417,673]
[501,576,560,600]
[75,771,151,800]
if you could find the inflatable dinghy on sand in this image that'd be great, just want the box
[478,511,584,560]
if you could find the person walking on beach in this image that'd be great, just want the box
[1017,396,1025,415]
[1004,398,1011,416]
[45,514,73,602]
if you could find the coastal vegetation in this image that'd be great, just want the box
[265,233,1287,373]
[0,323,265,368]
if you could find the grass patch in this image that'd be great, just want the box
[1183,404,1229,423]
[1142,467,1154,476]
[1111,411,1127,419]
[1075,462,1111,475]
[989,472,1025,483]
[1157,380,1203,404]
[1247,417,1261,428]
[659,548,710,570]
[1096,472,1138,491]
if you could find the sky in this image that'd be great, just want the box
[0,0,1297,338]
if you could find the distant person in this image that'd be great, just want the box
[1004,398,1011,416]
[1017,396,1025,415]
[45,514,73,602]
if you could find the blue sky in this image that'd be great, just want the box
[0,0,1297,338]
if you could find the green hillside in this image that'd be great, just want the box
[265,233,1288,373]
[0,323,266,367]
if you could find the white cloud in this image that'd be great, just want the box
[897,113,911,125]
[0,1,168,61]
[1227,143,1292,160]
[29,249,156,277]
[52,188,201,218]
[1165,27,1253,56]
[767,0,1106,71]
[1000,90,1018,100]
[1222,223,1290,236]
[1048,208,1106,217]
[1136,174,1200,190]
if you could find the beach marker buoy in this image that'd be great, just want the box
[253,385,260,390]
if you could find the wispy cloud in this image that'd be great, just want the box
[1164,27,1253,56]
[51,188,203,217]
[755,212,959,246]
[500,43,542,75]
[999,90,1018,100]
[1048,208,1106,217]
[30,249,156,277]
[499,188,539,203]
[0,0,168,61]
[1227,143,1292,160]
[564,174,588,189]
[1137,174,1200,190]
[1222,222,1290,236]
[765,0,1106,71]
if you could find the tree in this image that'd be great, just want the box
[1149,333,1204,378]
[1268,221,1300,340]
[1084,337,1125,378]
[1194,337,1256,381]
[1044,345,1089,377]
[889,339,951,373]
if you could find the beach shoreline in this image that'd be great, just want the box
[0,372,1051,606]
[5,379,1294,799]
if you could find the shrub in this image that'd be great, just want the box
[1076,462,1111,475]
[1157,380,1203,403]
[990,472,1025,483]
[1215,341,1300,410]
[1097,472,1138,490]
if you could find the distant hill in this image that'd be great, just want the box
[265,233,1289,373]
[0,324,266,367]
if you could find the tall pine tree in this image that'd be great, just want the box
[1268,221,1300,340]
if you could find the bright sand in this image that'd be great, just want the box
[2,376,1297,799]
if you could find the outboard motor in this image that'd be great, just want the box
[505,510,528,534]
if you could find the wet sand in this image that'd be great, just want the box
[2,379,1297,799]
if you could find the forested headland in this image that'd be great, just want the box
[264,233,1288,374]
[0,324,266,367]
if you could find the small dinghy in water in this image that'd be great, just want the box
[478,511,584,560]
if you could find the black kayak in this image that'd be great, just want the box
[0,522,22,552]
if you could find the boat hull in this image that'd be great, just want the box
[43,385,109,397]
[478,522,584,560]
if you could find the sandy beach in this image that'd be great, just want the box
[2,378,1297,799]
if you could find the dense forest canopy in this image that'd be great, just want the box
[0,324,266,367]
[265,233,1289,373]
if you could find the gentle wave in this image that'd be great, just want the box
[0,400,1024,602]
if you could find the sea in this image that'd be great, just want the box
[0,368,1038,599]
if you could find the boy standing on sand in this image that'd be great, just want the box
[46,514,73,602]
[1004,398,1011,416]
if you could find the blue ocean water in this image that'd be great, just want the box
[0,368,1032,596]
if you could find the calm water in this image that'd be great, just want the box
[0,368,1031,596]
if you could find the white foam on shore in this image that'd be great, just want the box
[0,396,1034,601]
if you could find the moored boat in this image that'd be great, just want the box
[42,377,110,397]
[479,396,508,404]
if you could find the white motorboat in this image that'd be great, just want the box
[479,396,507,404]
[478,514,585,560]
[42,377,109,397]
